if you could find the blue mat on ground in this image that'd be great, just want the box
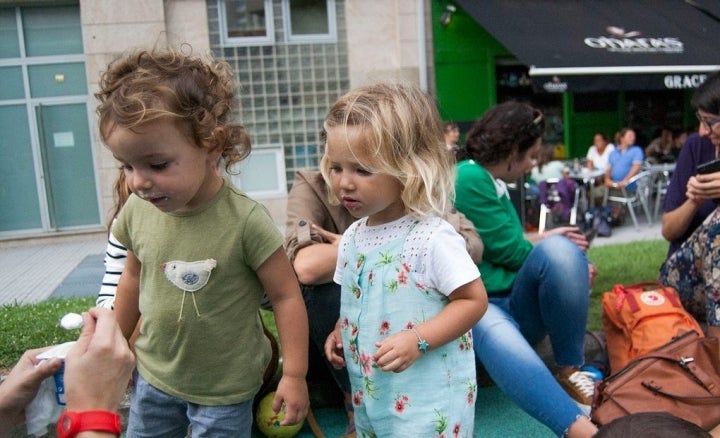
[50,254,104,299]
[252,385,554,437]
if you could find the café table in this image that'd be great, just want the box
[567,168,606,217]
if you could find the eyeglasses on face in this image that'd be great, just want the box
[696,112,720,131]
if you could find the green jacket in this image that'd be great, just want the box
[454,160,532,293]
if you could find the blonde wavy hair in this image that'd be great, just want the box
[320,82,454,218]
[95,47,251,172]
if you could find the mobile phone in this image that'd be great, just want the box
[696,158,720,175]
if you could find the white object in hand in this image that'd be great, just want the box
[59,312,83,330]
[37,341,76,360]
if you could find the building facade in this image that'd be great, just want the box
[0,0,430,241]
[0,0,428,242]
[3,0,710,242]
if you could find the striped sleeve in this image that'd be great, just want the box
[95,230,127,310]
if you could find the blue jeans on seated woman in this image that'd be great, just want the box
[472,235,590,436]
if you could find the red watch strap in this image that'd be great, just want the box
[57,410,121,438]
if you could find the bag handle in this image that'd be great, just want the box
[634,353,720,395]
[641,381,720,405]
[616,281,663,290]
[622,287,682,313]
[612,282,681,312]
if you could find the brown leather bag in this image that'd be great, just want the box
[591,330,720,430]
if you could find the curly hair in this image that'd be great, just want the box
[95,48,251,172]
[458,101,545,166]
[320,82,454,218]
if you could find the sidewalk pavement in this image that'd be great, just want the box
[589,211,662,247]
[0,215,663,307]
[0,233,106,306]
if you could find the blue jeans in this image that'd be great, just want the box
[126,374,253,437]
[473,235,589,436]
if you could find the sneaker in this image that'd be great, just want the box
[556,369,595,414]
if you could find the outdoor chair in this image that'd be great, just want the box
[650,166,674,221]
[538,178,580,234]
[602,170,653,229]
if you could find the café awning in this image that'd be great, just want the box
[455,0,720,92]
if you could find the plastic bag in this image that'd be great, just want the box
[25,341,75,437]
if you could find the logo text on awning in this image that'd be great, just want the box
[585,37,683,53]
[664,74,706,89]
[585,27,683,53]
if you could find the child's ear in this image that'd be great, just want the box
[206,127,225,156]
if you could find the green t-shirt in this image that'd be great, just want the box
[113,178,282,405]
[454,160,533,293]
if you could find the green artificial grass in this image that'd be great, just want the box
[586,239,669,331]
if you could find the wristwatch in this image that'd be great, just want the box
[57,410,121,438]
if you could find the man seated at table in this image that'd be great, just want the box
[604,127,645,223]
[645,127,673,164]
[604,127,644,191]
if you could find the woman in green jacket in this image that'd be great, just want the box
[455,101,597,438]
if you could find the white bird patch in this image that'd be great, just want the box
[161,259,217,319]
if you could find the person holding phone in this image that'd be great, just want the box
[659,71,720,339]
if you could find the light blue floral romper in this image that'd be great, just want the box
[339,218,476,437]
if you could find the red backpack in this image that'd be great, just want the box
[602,282,704,374]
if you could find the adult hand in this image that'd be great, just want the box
[324,322,346,369]
[64,308,135,412]
[0,346,62,432]
[687,173,720,202]
[546,226,589,251]
[312,224,342,246]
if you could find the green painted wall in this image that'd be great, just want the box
[566,93,624,158]
[431,1,510,124]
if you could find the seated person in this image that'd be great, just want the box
[526,144,564,198]
[645,127,673,164]
[604,127,644,192]
[539,167,577,224]
[658,72,720,339]
[0,308,135,437]
[669,128,688,161]
[531,145,565,181]
[455,101,597,438]
[586,132,615,171]
[284,169,483,436]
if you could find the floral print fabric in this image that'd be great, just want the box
[660,207,720,326]
[339,218,476,437]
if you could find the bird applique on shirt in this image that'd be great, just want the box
[161,259,217,320]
